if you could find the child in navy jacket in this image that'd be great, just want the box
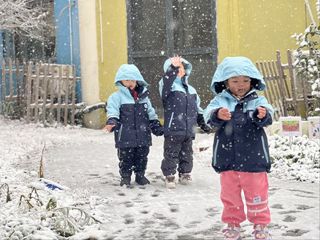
[104,64,163,187]
[159,56,210,189]
[204,57,273,240]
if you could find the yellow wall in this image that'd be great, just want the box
[217,0,318,62]
[96,0,128,101]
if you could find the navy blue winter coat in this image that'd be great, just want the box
[107,64,160,148]
[159,58,204,138]
[203,57,274,173]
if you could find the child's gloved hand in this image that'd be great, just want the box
[150,119,164,136]
[217,108,232,121]
[256,106,267,119]
[197,114,211,134]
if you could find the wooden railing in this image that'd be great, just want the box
[1,59,79,125]
[25,62,77,125]
[256,50,316,120]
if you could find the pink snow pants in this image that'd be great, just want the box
[220,171,271,226]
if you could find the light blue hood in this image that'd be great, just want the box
[115,64,148,87]
[211,56,265,94]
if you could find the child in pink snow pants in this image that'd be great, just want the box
[204,56,274,240]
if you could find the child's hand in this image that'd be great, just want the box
[217,108,231,121]
[103,124,115,132]
[256,106,267,119]
[170,56,182,67]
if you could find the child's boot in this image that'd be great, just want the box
[179,173,192,185]
[120,176,131,187]
[222,225,242,240]
[165,175,176,189]
[135,173,150,185]
[252,225,272,240]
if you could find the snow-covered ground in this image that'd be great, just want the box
[0,116,319,240]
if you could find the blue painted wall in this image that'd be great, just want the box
[0,32,3,61]
[54,0,82,101]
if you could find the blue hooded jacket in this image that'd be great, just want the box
[107,64,159,148]
[203,57,274,173]
[159,58,203,138]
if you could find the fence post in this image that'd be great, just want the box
[26,62,33,123]
[71,65,76,125]
[1,60,5,102]
[42,64,49,123]
[276,51,290,116]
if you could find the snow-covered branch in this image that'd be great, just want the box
[0,0,53,40]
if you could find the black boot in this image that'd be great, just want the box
[135,174,150,185]
[120,176,131,187]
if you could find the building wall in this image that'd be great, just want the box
[78,0,318,128]
[78,0,102,128]
[96,0,128,102]
[216,0,318,62]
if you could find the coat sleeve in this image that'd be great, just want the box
[160,65,179,100]
[106,93,121,120]
[146,98,159,120]
[252,96,274,127]
[203,96,226,127]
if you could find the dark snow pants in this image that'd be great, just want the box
[117,146,150,178]
[161,135,193,177]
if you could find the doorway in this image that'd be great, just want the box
[126,0,217,114]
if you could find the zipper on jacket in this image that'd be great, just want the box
[168,112,174,128]
[261,136,269,163]
[134,103,138,140]
[213,139,220,166]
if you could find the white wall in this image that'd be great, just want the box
[78,0,102,128]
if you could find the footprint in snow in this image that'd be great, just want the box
[288,189,317,198]
[117,192,126,196]
[122,201,134,208]
[296,204,314,210]
[270,203,283,209]
[282,229,309,237]
[140,209,149,214]
[168,203,179,212]
[283,215,296,222]
[279,210,300,215]
[123,214,134,224]
[151,190,162,197]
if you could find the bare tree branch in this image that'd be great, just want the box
[0,0,53,40]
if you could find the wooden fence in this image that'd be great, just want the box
[0,59,26,118]
[0,59,78,125]
[256,50,315,120]
[25,62,77,125]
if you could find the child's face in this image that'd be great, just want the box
[226,76,251,98]
[121,80,137,90]
[177,62,186,77]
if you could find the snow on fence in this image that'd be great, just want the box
[256,49,316,120]
[0,58,27,118]
[25,62,77,125]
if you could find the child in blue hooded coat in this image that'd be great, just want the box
[159,56,210,189]
[104,64,163,187]
[203,57,273,240]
